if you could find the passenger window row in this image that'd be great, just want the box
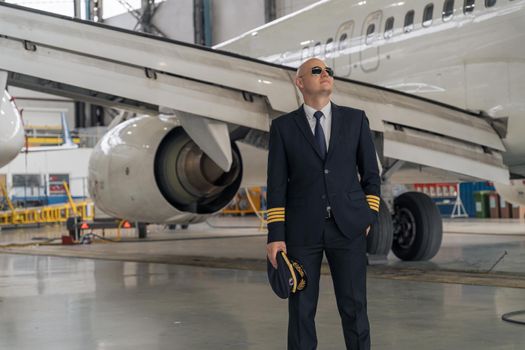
[300,0,510,60]
[389,0,505,38]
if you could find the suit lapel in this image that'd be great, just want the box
[293,105,324,160]
[326,102,342,162]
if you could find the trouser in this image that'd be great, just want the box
[286,217,370,350]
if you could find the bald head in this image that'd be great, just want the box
[296,58,326,78]
[295,58,334,104]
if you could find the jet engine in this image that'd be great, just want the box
[0,90,24,168]
[88,116,243,223]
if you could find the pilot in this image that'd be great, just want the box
[266,58,381,350]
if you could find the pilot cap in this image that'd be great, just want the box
[267,251,307,299]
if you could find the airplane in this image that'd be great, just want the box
[0,86,78,165]
[0,1,522,261]
[214,0,525,203]
[0,87,25,168]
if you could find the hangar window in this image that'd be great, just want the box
[313,42,322,57]
[365,23,376,45]
[464,0,475,13]
[485,0,496,7]
[301,46,311,60]
[423,4,434,27]
[384,17,394,39]
[442,0,454,21]
[338,33,349,54]
[325,38,334,58]
[404,10,415,33]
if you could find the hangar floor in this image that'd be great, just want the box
[0,217,524,349]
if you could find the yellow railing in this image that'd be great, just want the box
[0,180,93,226]
[0,201,94,226]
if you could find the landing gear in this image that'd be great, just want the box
[167,223,189,230]
[367,198,393,257]
[392,192,442,261]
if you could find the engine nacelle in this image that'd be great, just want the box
[0,90,24,168]
[88,116,243,223]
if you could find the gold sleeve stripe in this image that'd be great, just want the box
[367,200,380,206]
[368,202,380,208]
[366,195,380,200]
[370,207,380,212]
[267,211,285,215]
[267,207,285,212]
[267,215,285,220]
[267,218,286,224]
[369,204,380,211]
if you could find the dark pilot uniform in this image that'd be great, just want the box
[266,102,380,350]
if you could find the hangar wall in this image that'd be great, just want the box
[211,0,265,45]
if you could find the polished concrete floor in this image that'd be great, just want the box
[1,218,525,349]
[1,253,525,350]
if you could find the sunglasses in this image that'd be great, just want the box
[310,66,334,77]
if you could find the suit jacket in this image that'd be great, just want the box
[266,102,381,245]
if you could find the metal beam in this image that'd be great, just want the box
[0,70,7,91]
[265,0,276,23]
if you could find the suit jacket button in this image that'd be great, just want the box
[321,195,326,199]
[324,169,329,174]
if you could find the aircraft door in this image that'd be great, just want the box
[332,20,354,78]
[360,11,382,72]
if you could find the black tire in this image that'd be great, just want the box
[366,198,393,256]
[392,192,442,261]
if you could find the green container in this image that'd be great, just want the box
[474,191,490,218]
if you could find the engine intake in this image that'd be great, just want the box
[155,126,242,213]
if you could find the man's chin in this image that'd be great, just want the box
[319,88,333,96]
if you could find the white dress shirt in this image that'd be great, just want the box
[303,101,332,151]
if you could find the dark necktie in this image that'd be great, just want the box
[313,111,327,158]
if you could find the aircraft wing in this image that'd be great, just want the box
[0,3,509,184]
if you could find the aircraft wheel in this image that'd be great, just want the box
[392,192,442,261]
[366,198,393,256]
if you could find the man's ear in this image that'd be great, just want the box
[295,77,303,90]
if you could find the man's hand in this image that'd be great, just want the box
[366,225,371,236]
[267,241,287,269]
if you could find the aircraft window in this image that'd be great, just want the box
[423,4,434,27]
[384,17,394,39]
[338,33,349,54]
[365,23,376,45]
[301,46,311,60]
[325,38,334,58]
[442,0,454,21]
[485,0,496,7]
[313,42,322,57]
[464,0,475,13]
[404,10,415,33]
